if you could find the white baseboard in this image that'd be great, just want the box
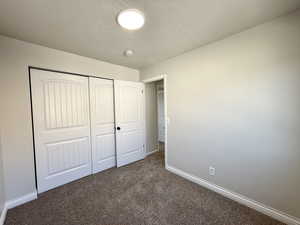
[0,205,7,225]
[166,165,300,225]
[146,149,158,156]
[6,192,37,210]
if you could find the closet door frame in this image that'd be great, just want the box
[29,66,113,192]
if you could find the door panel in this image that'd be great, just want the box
[31,69,92,193]
[44,80,87,129]
[114,80,145,167]
[89,78,116,173]
[46,137,89,176]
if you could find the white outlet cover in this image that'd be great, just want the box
[209,166,215,176]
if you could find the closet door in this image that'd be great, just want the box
[31,69,92,193]
[89,78,116,173]
[114,80,145,167]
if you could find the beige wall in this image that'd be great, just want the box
[145,83,158,153]
[141,10,300,218]
[0,35,139,202]
[0,133,5,216]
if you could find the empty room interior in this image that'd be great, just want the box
[1,1,300,225]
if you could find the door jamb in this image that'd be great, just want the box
[156,84,164,143]
[142,75,168,168]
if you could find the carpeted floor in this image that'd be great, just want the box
[5,151,284,225]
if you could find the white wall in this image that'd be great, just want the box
[0,35,139,202]
[145,83,158,153]
[0,133,5,217]
[141,10,300,219]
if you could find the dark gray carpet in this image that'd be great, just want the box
[5,152,284,225]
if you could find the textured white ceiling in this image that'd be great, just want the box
[0,0,299,69]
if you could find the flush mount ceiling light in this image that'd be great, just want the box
[124,49,134,57]
[117,9,145,30]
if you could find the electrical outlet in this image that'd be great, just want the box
[209,166,215,176]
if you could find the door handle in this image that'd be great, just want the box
[116,127,121,130]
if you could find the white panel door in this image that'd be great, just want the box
[31,69,92,193]
[89,77,116,173]
[114,80,145,167]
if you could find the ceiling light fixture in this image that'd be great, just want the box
[124,49,134,57]
[117,9,145,30]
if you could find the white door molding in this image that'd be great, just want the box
[142,75,165,83]
[157,86,165,142]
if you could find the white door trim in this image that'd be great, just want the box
[142,74,168,168]
[142,75,165,83]
[157,85,165,142]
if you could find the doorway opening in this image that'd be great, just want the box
[143,75,167,167]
